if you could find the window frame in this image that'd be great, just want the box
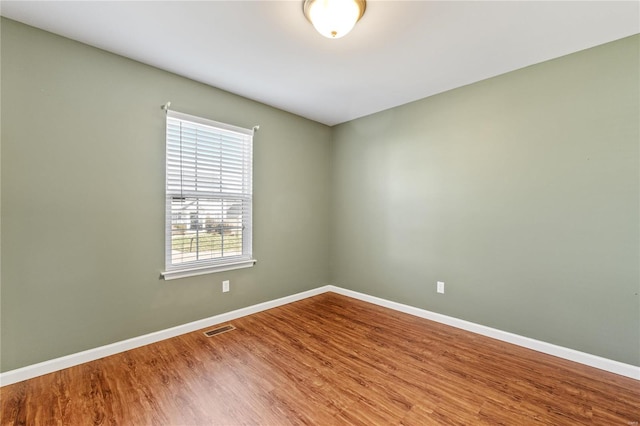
[161,110,255,280]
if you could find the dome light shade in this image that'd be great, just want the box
[303,0,366,39]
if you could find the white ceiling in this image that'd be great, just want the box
[1,1,638,126]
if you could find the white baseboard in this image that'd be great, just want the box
[326,285,640,380]
[2,284,638,386]
[0,285,331,387]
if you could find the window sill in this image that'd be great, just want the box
[161,259,256,280]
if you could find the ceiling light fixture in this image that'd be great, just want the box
[303,0,366,39]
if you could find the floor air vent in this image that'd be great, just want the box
[203,324,236,337]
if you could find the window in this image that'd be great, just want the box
[162,110,255,280]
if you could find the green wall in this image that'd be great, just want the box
[331,35,639,366]
[2,18,639,372]
[0,18,332,371]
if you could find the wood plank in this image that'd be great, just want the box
[2,292,639,425]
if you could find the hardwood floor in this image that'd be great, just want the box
[1,292,639,425]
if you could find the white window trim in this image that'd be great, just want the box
[161,109,256,280]
[161,259,256,281]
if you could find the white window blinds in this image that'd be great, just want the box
[162,110,255,280]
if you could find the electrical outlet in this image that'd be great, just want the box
[222,280,230,293]
[437,281,445,294]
